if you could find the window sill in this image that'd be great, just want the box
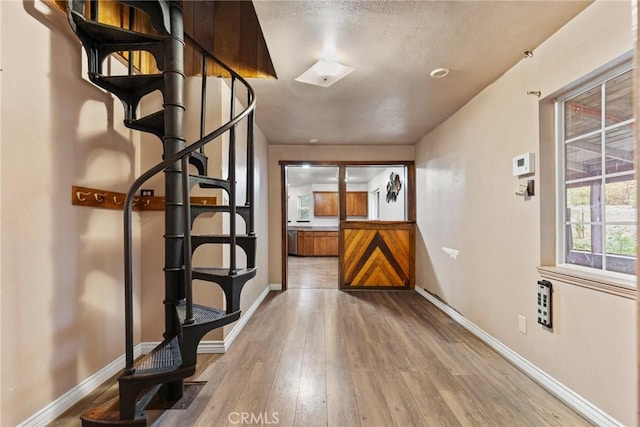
[537,266,636,299]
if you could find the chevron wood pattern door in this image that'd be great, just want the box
[340,221,415,289]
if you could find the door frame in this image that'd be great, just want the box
[280,160,415,291]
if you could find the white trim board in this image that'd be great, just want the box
[18,285,271,427]
[269,283,282,291]
[414,287,623,427]
[17,344,144,427]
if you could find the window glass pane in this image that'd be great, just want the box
[566,180,602,223]
[606,225,637,257]
[567,223,592,252]
[565,223,602,269]
[605,178,636,223]
[565,86,601,139]
[606,257,636,274]
[565,134,602,181]
[605,124,634,174]
[566,184,597,223]
[298,195,310,220]
[605,71,633,126]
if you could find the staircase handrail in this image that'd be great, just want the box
[122,33,256,372]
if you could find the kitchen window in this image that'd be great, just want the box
[297,195,310,221]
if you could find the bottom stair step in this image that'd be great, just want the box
[132,336,182,376]
[80,384,161,426]
[176,303,241,367]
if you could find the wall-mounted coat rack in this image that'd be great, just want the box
[72,186,217,211]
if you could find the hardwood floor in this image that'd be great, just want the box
[50,290,589,426]
[287,256,338,289]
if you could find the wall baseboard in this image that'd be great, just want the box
[18,285,272,426]
[269,283,282,291]
[414,287,623,427]
[17,344,143,427]
[223,285,270,350]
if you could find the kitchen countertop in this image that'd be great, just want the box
[287,225,339,231]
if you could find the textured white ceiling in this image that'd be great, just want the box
[287,165,390,186]
[251,0,591,145]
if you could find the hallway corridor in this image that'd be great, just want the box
[52,289,589,426]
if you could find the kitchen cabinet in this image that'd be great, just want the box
[313,192,338,216]
[313,191,368,217]
[294,230,339,256]
[346,192,368,217]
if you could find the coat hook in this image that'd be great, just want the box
[94,192,106,203]
[76,191,91,201]
[524,50,534,59]
[113,196,122,205]
[527,90,541,97]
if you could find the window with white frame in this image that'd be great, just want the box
[297,195,311,221]
[556,62,636,276]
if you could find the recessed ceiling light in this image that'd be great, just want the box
[430,68,450,79]
[309,138,319,144]
[295,59,355,88]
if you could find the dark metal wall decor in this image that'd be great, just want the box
[386,171,402,202]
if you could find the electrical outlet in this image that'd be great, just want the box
[518,315,527,334]
[141,189,154,197]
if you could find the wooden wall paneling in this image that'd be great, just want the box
[341,222,415,289]
[256,25,276,79]
[239,1,259,78]
[213,1,240,76]
[407,163,416,221]
[182,0,198,77]
[338,166,347,221]
[197,1,221,76]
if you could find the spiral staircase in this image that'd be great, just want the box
[67,1,257,424]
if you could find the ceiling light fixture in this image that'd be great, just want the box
[430,68,450,79]
[309,138,319,144]
[295,59,355,88]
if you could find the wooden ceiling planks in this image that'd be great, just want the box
[181,1,276,79]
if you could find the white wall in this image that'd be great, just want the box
[415,2,636,424]
[367,167,406,221]
[220,80,270,332]
[1,3,142,425]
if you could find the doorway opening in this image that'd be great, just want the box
[285,165,340,289]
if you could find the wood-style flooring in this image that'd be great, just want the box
[287,256,338,289]
[51,290,589,427]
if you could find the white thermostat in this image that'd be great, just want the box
[513,152,535,176]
